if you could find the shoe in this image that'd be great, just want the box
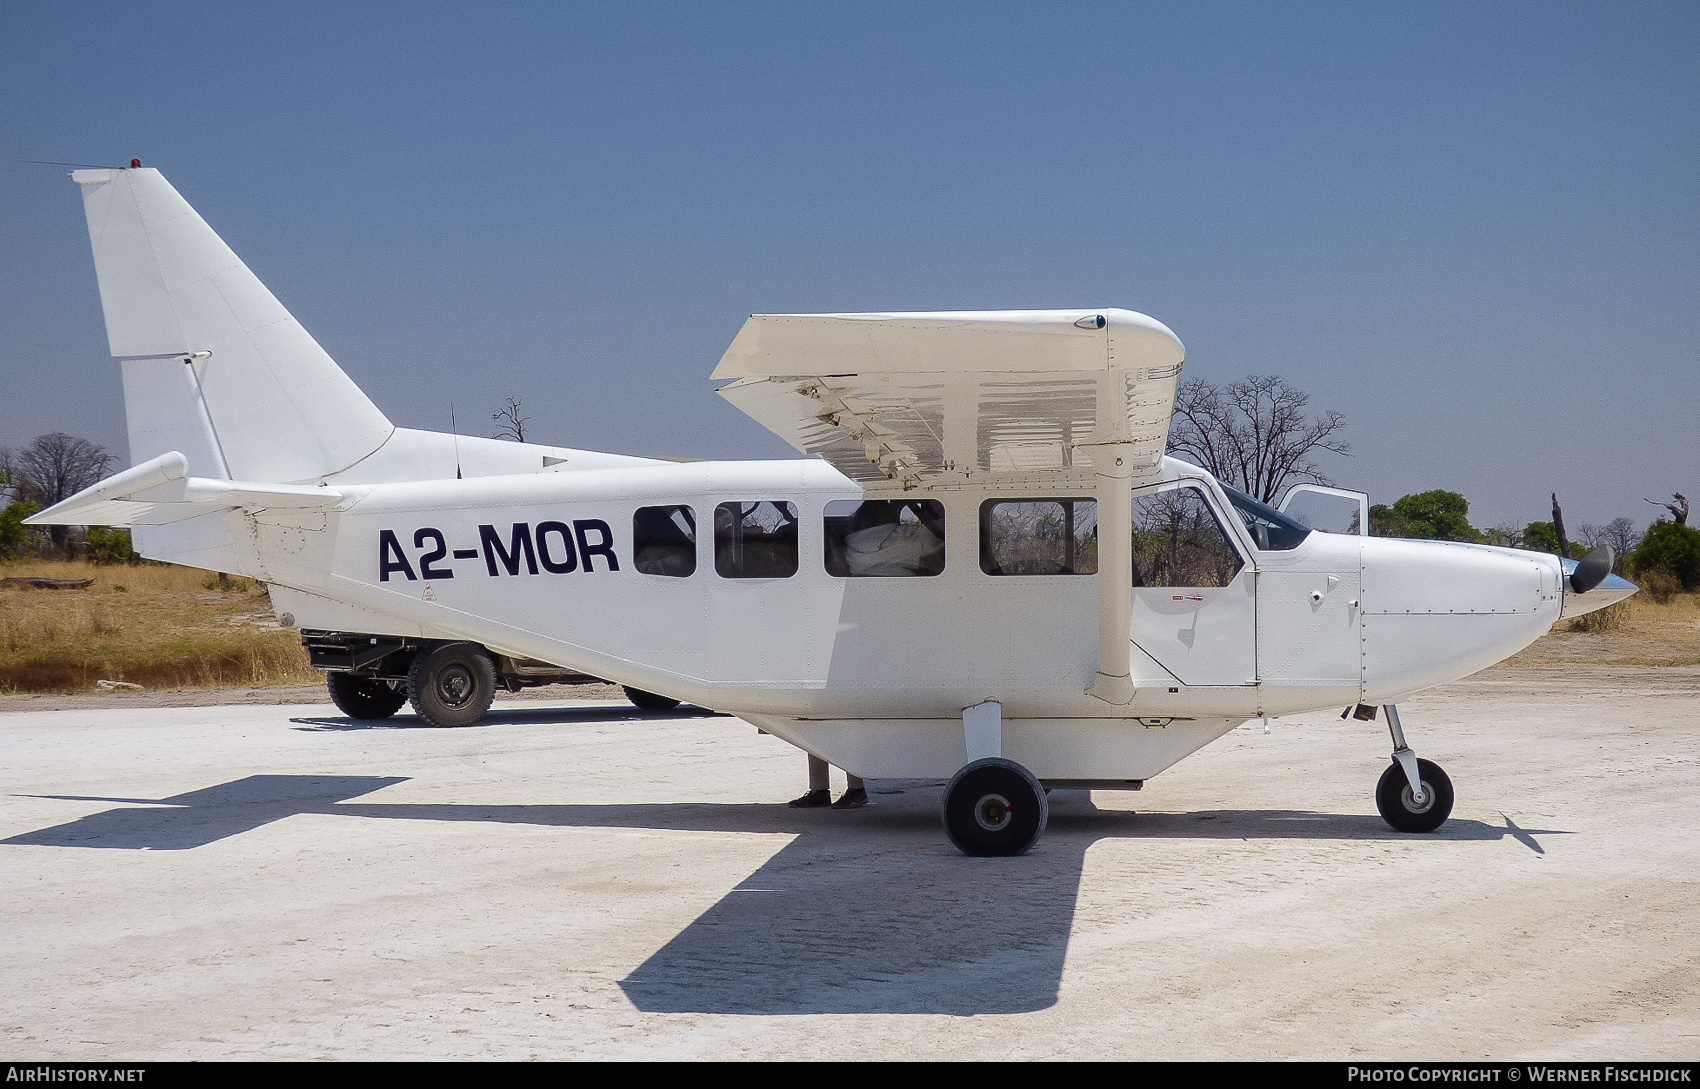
[787,789,831,808]
[830,787,868,809]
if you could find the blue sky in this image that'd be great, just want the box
[2,1,1694,531]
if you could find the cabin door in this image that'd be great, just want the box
[1126,481,1258,687]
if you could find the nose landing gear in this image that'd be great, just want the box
[1373,703,1454,833]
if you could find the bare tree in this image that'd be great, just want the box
[1644,493,1688,526]
[1600,517,1641,556]
[8,432,116,558]
[1166,375,1349,503]
[1551,493,1571,558]
[491,396,529,443]
[1488,522,1527,549]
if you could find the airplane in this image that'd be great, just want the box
[28,164,1638,856]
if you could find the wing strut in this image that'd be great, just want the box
[1083,440,1137,705]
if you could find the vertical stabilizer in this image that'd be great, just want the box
[71,167,394,482]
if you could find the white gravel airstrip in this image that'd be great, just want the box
[1,666,1696,1061]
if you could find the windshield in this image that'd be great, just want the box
[1220,485,1313,551]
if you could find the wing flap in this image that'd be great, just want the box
[714,309,1184,487]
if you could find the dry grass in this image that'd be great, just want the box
[0,559,317,693]
[1501,588,1700,668]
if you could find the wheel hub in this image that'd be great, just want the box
[973,793,1013,832]
[436,663,474,708]
[1401,782,1435,814]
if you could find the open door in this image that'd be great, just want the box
[1279,484,1370,537]
[1127,481,1257,687]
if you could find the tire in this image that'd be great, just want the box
[624,686,681,712]
[1376,757,1454,833]
[326,672,407,720]
[941,757,1049,857]
[407,642,497,727]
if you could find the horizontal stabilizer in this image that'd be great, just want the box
[25,452,344,527]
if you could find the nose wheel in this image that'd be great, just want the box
[1376,756,1453,832]
[1372,703,1454,833]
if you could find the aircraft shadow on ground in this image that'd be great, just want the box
[2,775,1570,1015]
[287,705,720,731]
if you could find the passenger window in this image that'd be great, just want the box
[824,500,945,577]
[1130,486,1245,587]
[715,501,799,578]
[979,499,1097,575]
[633,505,696,577]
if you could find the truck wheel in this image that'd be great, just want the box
[408,643,497,727]
[624,686,681,712]
[327,672,407,720]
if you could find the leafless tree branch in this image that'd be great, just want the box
[1167,375,1349,503]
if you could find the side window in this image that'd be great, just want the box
[633,505,696,577]
[979,498,1097,575]
[1130,486,1245,587]
[715,501,799,579]
[824,500,945,577]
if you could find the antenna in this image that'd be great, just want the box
[450,403,463,480]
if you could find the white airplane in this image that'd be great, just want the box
[30,165,1637,856]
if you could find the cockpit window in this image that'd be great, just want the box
[1220,485,1313,551]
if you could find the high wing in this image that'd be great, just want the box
[712,308,1185,490]
[24,451,345,527]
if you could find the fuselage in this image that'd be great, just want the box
[233,452,1568,729]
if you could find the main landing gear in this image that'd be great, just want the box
[942,757,1049,857]
[941,699,1049,856]
[1367,703,1454,833]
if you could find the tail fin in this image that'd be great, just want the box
[71,166,393,483]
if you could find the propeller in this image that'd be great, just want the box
[1569,544,1614,595]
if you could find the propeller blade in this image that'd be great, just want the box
[1569,544,1614,595]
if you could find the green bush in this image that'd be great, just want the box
[1522,521,1561,554]
[0,501,40,559]
[1388,490,1480,541]
[1369,503,1408,537]
[85,526,141,566]
[1632,521,1700,591]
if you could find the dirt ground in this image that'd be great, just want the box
[1501,590,1700,668]
[0,666,1696,1060]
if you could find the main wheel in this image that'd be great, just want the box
[407,643,497,727]
[1376,757,1454,833]
[941,757,1049,857]
[326,672,407,720]
[624,686,681,712]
